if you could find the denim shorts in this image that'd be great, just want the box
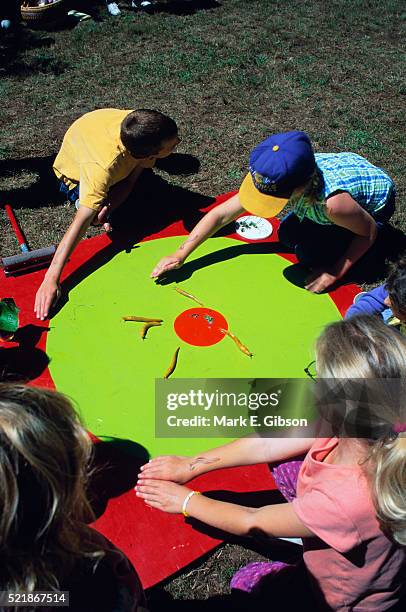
[59,180,79,204]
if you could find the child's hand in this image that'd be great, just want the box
[138,455,192,484]
[94,205,112,232]
[305,270,337,293]
[151,254,184,278]
[34,278,61,320]
[135,479,191,513]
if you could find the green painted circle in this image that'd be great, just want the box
[47,237,341,457]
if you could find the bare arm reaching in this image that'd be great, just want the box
[150,193,244,278]
[139,436,314,484]
[34,206,96,320]
[34,166,145,320]
[136,480,314,538]
[305,192,377,293]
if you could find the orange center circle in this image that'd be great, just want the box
[174,308,228,346]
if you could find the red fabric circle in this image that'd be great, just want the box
[174,308,228,346]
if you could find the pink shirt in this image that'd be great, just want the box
[292,438,406,611]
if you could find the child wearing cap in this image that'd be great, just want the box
[151,131,395,294]
[345,254,406,334]
[34,108,180,321]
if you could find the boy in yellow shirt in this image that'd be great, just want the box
[34,108,179,320]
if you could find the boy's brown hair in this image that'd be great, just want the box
[120,109,178,158]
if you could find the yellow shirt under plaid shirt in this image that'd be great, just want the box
[53,109,139,211]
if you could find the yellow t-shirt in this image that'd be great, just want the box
[53,109,139,211]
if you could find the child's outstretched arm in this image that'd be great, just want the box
[34,166,144,320]
[136,480,314,538]
[139,436,314,484]
[150,193,244,278]
[305,192,378,293]
[34,206,96,320]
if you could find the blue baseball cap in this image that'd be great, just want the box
[239,131,316,218]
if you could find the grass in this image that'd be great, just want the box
[147,543,272,608]
[0,0,405,604]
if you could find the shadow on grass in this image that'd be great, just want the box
[136,0,221,17]
[0,24,73,77]
[155,153,201,175]
[148,555,315,611]
[0,155,59,208]
[282,224,406,292]
[0,323,50,382]
[0,152,200,208]
[88,436,149,519]
[148,588,254,611]
[148,579,309,612]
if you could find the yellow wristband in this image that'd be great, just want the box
[182,490,201,517]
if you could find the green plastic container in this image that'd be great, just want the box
[0,298,20,334]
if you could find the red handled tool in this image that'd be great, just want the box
[1,203,56,276]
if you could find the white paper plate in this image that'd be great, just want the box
[235,216,273,240]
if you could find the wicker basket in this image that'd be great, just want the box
[21,1,65,23]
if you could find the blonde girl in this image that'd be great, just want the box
[0,384,147,611]
[137,316,406,610]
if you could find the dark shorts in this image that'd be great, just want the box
[59,179,79,204]
[278,191,397,268]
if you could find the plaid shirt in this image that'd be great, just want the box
[294,152,395,225]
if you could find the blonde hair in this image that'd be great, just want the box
[315,315,406,545]
[0,384,104,593]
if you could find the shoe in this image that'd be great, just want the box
[106,2,121,16]
[353,291,367,304]
[230,561,293,593]
[132,0,153,8]
[68,10,92,22]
